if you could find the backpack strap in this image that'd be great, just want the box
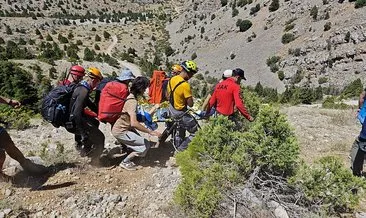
[168,80,186,110]
[100,97,134,115]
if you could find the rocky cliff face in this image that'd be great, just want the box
[166,0,366,91]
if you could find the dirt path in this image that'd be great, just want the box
[106,35,142,76]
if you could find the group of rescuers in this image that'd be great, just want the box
[2,60,366,177]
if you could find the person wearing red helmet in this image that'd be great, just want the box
[59,65,85,86]
[206,68,254,122]
[57,65,86,151]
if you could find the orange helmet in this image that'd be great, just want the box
[86,67,103,80]
[171,64,183,73]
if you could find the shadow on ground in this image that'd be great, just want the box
[100,141,176,168]
[137,141,175,168]
[11,162,78,191]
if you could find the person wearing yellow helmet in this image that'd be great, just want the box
[166,60,199,152]
[67,67,105,163]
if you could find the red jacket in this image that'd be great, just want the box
[207,78,251,120]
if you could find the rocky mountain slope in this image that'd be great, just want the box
[166,0,366,91]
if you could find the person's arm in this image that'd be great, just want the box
[70,88,89,138]
[183,83,193,107]
[233,86,253,121]
[359,90,366,109]
[186,97,194,108]
[127,100,161,137]
[86,97,98,113]
[201,94,212,111]
[0,96,21,108]
[148,104,160,116]
[205,92,216,116]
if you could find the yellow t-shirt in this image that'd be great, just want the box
[167,75,192,110]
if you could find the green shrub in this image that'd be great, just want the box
[175,104,299,217]
[324,11,330,20]
[284,23,295,32]
[318,77,328,84]
[266,56,281,66]
[95,34,101,42]
[250,4,260,15]
[281,33,295,44]
[237,0,248,7]
[269,0,279,12]
[355,0,366,8]
[46,34,53,41]
[289,156,366,214]
[236,19,252,32]
[0,105,33,130]
[322,96,349,109]
[310,5,318,20]
[278,70,285,80]
[232,8,239,17]
[340,78,363,99]
[290,68,304,84]
[220,0,228,7]
[345,31,351,43]
[324,22,331,31]
[103,30,111,39]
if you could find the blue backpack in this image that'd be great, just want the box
[136,106,158,130]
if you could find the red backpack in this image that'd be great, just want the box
[98,81,129,124]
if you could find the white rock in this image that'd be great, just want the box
[3,209,11,215]
[274,205,289,218]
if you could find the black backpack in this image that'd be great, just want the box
[41,83,77,128]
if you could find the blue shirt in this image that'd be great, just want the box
[360,122,366,140]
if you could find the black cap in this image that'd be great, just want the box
[233,68,246,80]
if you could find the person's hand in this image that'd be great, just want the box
[81,134,89,145]
[8,99,21,108]
[150,130,162,137]
[248,116,255,122]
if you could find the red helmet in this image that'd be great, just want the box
[70,65,85,77]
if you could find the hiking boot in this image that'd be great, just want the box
[21,159,49,175]
[79,146,93,157]
[119,161,137,171]
[0,172,11,183]
[75,142,82,152]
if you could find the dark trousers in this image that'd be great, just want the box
[350,137,366,176]
[67,117,104,158]
[168,105,198,151]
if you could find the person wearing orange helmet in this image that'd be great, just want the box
[0,96,48,181]
[59,65,86,86]
[67,67,105,163]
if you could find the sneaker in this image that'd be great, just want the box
[119,161,137,171]
[21,159,49,175]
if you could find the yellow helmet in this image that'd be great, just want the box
[171,64,183,73]
[181,60,198,74]
[86,67,103,80]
